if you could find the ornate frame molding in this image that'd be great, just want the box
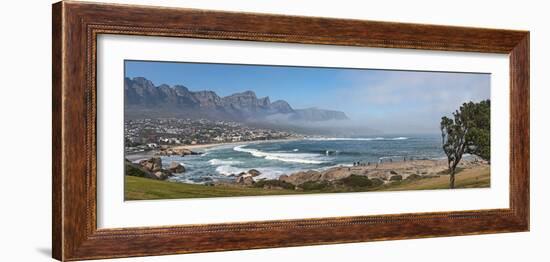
[53,1,529,261]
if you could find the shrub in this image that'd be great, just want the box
[299,181,331,191]
[125,162,149,178]
[253,179,295,190]
[389,175,403,181]
[370,178,384,187]
[341,175,372,188]
[406,174,422,180]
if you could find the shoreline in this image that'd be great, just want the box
[125,136,304,161]
[126,137,488,185]
[169,136,305,151]
[125,163,490,200]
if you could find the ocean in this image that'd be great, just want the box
[151,134,446,184]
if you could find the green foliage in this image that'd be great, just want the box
[441,100,490,162]
[389,175,403,181]
[125,162,149,178]
[406,174,422,180]
[370,178,385,187]
[340,175,373,188]
[441,99,490,188]
[299,181,331,191]
[463,100,491,161]
[253,179,295,190]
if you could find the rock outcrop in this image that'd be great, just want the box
[233,169,262,185]
[157,148,201,157]
[279,170,322,185]
[247,169,261,177]
[139,157,162,172]
[236,175,255,185]
[126,157,175,180]
[153,170,172,180]
[168,161,185,173]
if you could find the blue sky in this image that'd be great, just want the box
[125,60,490,133]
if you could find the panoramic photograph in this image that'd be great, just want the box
[123,60,491,200]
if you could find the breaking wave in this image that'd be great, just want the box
[215,165,247,176]
[233,145,325,164]
[208,159,242,166]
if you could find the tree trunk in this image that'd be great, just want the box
[449,168,455,189]
[449,160,460,189]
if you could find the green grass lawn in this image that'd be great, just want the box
[375,166,490,191]
[125,176,309,200]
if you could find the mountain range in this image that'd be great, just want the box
[124,77,349,122]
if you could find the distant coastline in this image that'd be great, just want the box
[170,136,305,150]
[125,136,304,161]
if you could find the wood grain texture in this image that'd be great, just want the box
[52,2,63,260]
[52,1,530,261]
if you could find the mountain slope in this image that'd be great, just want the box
[124,77,349,122]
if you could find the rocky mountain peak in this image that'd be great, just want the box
[124,77,348,122]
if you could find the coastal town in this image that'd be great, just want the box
[124,118,298,153]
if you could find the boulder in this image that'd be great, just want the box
[139,157,162,172]
[153,170,172,180]
[168,161,185,173]
[247,169,261,177]
[279,170,321,185]
[157,148,200,156]
[390,170,399,175]
[236,175,255,185]
[320,168,352,181]
[176,148,193,156]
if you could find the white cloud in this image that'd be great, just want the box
[336,70,490,133]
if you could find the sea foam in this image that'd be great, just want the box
[215,165,247,176]
[208,159,242,165]
[233,145,325,164]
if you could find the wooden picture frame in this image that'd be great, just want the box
[52,1,529,261]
